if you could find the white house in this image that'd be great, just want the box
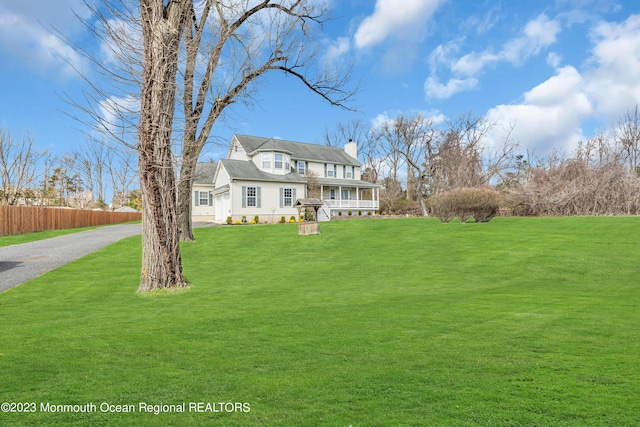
[200,134,380,222]
[192,161,216,221]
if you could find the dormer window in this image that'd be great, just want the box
[275,153,283,169]
[262,153,271,169]
[297,160,306,175]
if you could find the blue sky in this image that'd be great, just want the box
[1,0,640,163]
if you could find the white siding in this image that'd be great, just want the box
[229,181,305,222]
[192,184,215,220]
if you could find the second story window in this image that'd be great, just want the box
[262,153,271,169]
[275,153,283,169]
[344,165,353,179]
[297,161,306,175]
[325,163,335,178]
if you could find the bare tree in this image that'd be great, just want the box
[615,105,640,174]
[0,130,47,205]
[177,0,357,241]
[72,138,110,206]
[107,148,138,209]
[375,113,439,216]
[323,118,369,148]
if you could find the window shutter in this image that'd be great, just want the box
[242,186,246,208]
[343,165,346,178]
[292,188,297,202]
[209,192,213,206]
[257,187,261,208]
[194,191,200,206]
[279,187,284,208]
[324,164,327,177]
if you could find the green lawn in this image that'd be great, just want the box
[0,217,638,426]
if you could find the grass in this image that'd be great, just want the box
[0,221,140,248]
[0,217,639,426]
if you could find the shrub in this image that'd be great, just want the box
[249,220,256,225]
[429,188,501,223]
[290,216,296,222]
[241,216,247,224]
[226,216,232,225]
[254,215,259,223]
[338,211,342,216]
[233,220,243,225]
[367,211,372,216]
[348,210,352,216]
[280,216,286,224]
[358,210,362,216]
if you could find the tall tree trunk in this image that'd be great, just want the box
[177,149,196,241]
[137,0,190,292]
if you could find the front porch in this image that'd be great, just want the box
[320,182,380,214]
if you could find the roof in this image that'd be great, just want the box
[294,198,323,207]
[316,177,382,188]
[233,134,360,167]
[114,205,139,213]
[220,159,307,184]
[193,161,216,185]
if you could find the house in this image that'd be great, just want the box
[201,134,380,222]
[192,161,217,221]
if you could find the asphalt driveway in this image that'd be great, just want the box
[0,224,142,293]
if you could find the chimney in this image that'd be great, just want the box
[344,139,358,160]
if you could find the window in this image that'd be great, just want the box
[325,163,335,178]
[242,186,261,208]
[246,186,256,207]
[199,191,210,206]
[285,155,290,172]
[330,189,336,200]
[279,187,296,207]
[342,189,350,200]
[297,161,306,175]
[275,153,283,169]
[262,153,271,169]
[194,190,211,206]
[345,166,353,179]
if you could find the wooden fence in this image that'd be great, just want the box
[0,205,141,236]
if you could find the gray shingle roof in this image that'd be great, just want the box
[220,159,307,183]
[193,161,216,185]
[234,134,360,167]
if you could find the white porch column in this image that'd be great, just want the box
[356,187,360,208]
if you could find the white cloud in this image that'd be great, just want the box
[427,14,562,100]
[323,37,351,65]
[98,95,140,136]
[584,14,640,118]
[452,51,498,76]
[0,1,91,80]
[546,52,562,68]
[425,76,479,99]
[354,0,444,49]
[504,13,562,63]
[485,66,593,154]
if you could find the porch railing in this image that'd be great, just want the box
[323,199,378,210]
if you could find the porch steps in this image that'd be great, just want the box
[318,203,331,222]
